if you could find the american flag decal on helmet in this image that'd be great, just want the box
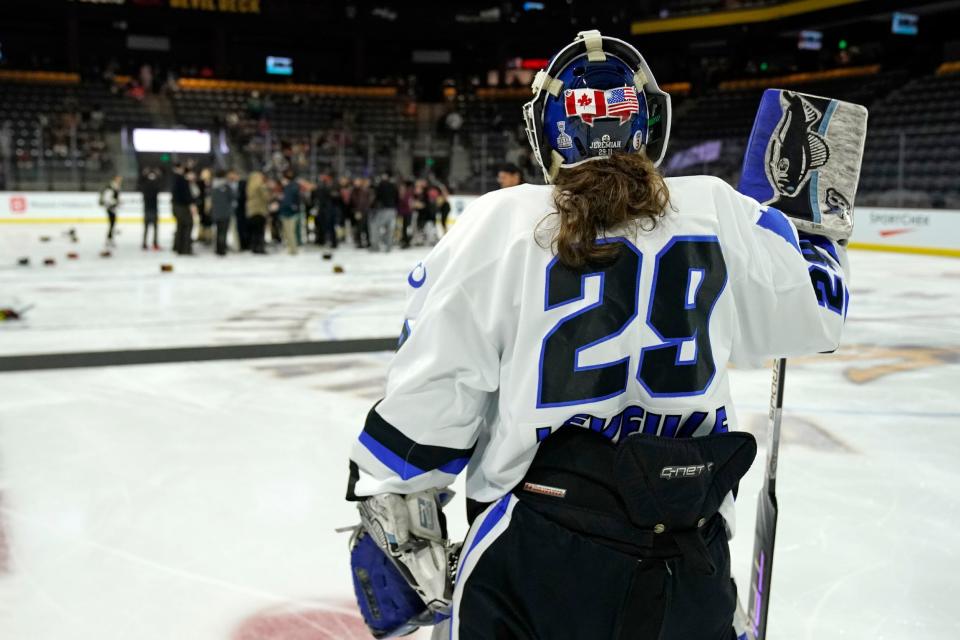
[605,87,640,124]
[564,86,639,126]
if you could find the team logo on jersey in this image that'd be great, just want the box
[555,121,573,150]
[407,262,426,289]
[764,91,830,200]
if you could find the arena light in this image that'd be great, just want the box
[132,129,211,153]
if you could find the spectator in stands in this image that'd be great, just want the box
[139,64,153,95]
[351,177,373,249]
[247,91,264,120]
[278,170,302,255]
[90,104,105,130]
[497,163,524,189]
[371,172,399,252]
[246,170,271,255]
[210,169,236,257]
[139,167,162,251]
[171,163,195,255]
[100,174,122,248]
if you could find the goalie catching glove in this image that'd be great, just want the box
[349,488,459,638]
[738,89,867,243]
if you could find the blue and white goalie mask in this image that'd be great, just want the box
[523,30,672,183]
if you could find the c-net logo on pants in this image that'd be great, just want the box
[660,462,714,480]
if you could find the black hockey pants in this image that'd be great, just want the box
[453,427,757,640]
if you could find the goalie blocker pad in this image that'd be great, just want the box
[738,89,867,242]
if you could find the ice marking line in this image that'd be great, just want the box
[737,404,960,420]
[0,337,399,372]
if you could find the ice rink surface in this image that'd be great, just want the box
[2,223,959,639]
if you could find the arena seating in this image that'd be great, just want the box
[1,62,957,206]
[0,75,151,189]
[168,84,414,176]
[859,69,960,206]
[664,67,920,200]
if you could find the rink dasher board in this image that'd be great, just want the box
[0,191,481,224]
[1,191,958,258]
[0,190,173,222]
[847,207,960,257]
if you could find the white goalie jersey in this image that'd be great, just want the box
[349,176,849,512]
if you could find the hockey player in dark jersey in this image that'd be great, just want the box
[345,31,859,639]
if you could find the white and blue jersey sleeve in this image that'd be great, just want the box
[348,191,519,499]
[717,186,849,368]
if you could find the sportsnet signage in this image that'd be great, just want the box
[564,86,639,125]
[848,207,960,256]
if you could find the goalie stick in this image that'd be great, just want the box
[737,89,867,639]
[746,357,786,639]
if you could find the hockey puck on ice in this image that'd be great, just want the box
[322,252,333,260]
[333,264,345,274]
[17,257,30,266]
[160,263,174,273]
[39,235,51,242]
[67,252,79,259]
[43,258,56,266]
[99,250,112,258]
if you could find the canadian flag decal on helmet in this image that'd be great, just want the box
[564,87,639,125]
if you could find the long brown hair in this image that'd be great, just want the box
[542,152,670,268]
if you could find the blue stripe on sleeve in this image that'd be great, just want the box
[756,206,801,254]
[359,431,426,480]
[358,431,470,480]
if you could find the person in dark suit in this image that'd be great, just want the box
[210,168,236,257]
[171,163,195,255]
[231,170,249,251]
[139,167,162,250]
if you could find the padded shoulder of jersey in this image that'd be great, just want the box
[664,174,743,201]
[664,174,760,218]
[449,184,555,242]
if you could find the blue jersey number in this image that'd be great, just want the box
[537,236,727,408]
